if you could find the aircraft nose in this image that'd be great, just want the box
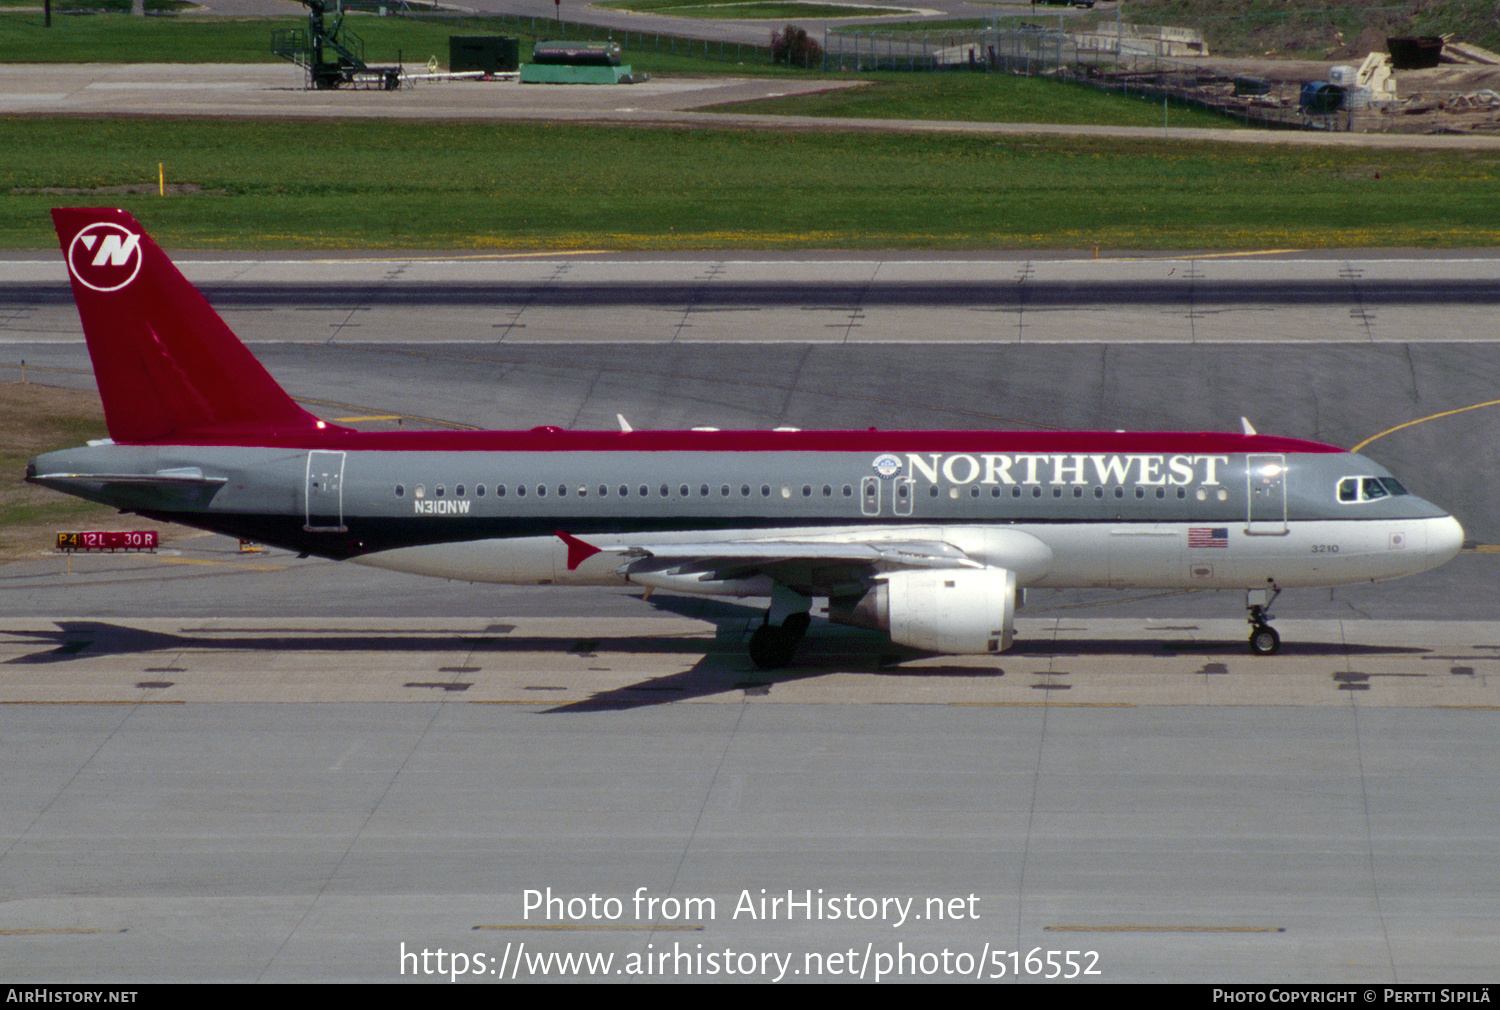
[1426,514,1464,566]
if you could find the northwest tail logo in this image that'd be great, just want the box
[67,222,143,292]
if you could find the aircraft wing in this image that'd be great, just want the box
[556,530,1047,599]
[618,539,980,569]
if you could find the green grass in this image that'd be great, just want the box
[0,13,422,64]
[0,0,194,8]
[4,116,1500,250]
[0,11,778,71]
[708,71,1247,129]
[599,1,912,18]
[1115,0,1500,57]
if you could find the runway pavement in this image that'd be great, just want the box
[3,252,1498,982]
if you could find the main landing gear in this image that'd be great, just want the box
[1246,581,1281,656]
[748,612,810,670]
[747,586,812,670]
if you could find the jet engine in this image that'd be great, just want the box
[829,566,1018,654]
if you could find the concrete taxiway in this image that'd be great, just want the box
[1,253,1497,982]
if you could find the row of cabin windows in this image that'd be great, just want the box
[395,482,861,500]
[392,482,1212,502]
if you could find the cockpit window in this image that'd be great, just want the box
[1339,476,1409,503]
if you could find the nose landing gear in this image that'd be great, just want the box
[1246,581,1281,655]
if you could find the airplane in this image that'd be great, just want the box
[28,208,1465,668]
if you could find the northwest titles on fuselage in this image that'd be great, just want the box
[896,453,1232,488]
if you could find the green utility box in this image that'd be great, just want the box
[519,63,636,84]
[449,36,520,74]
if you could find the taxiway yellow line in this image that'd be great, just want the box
[154,557,287,572]
[1095,249,1301,262]
[1352,398,1500,452]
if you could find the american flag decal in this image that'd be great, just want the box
[1188,527,1229,548]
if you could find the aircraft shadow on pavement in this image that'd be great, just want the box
[2,614,1436,714]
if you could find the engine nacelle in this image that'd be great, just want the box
[829,566,1018,654]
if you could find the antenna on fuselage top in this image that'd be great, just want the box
[1241,417,1258,436]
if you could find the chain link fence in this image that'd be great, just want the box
[823,25,1078,74]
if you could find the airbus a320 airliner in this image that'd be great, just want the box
[29,209,1464,667]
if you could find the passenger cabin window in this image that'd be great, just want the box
[395,484,405,497]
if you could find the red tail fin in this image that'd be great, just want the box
[53,208,337,443]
